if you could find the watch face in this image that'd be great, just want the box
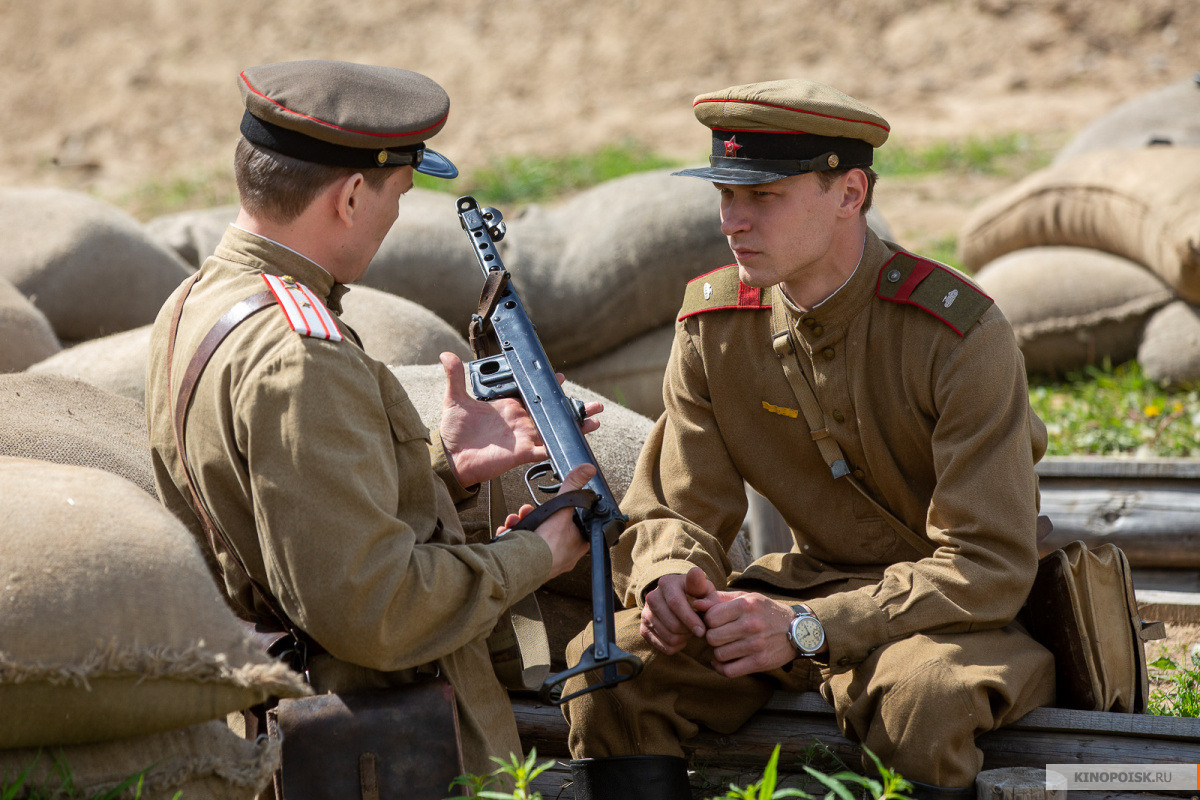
[793,615,825,653]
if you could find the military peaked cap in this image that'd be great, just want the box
[238,60,458,178]
[675,79,889,185]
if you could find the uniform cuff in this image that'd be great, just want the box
[429,429,480,506]
[492,528,555,600]
[805,588,889,670]
[632,558,722,607]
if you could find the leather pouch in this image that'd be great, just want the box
[1021,540,1165,713]
[266,681,464,800]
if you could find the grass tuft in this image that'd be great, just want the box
[1148,650,1200,717]
[875,133,1055,178]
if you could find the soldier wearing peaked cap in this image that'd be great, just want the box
[561,79,1055,800]
[145,60,602,784]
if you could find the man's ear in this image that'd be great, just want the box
[332,172,366,225]
[836,169,867,219]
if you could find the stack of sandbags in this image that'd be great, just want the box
[0,189,193,344]
[0,373,157,496]
[27,326,152,403]
[959,143,1200,382]
[0,456,310,798]
[0,275,60,371]
[1053,75,1200,164]
[144,204,238,269]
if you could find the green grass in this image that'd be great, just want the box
[875,133,1056,178]
[414,138,684,204]
[1028,360,1200,457]
[1147,651,1200,717]
[0,753,180,800]
[116,166,239,221]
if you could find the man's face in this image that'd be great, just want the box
[715,172,842,290]
[345,166,414,282]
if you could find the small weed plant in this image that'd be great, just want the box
[0,752,180,800]
[446,744,911,800]
[1147,650,1200,717]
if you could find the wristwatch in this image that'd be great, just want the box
[787,605,825,657]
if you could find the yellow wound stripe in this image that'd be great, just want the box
[762,401,799,419]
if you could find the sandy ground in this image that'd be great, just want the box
[2,0,1198,251]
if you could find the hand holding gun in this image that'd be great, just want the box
[456,195,643,705]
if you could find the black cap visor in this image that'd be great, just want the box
[414,148,458,179]
[674,163,806,185]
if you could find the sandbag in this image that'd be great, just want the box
[0,720,279,800]
[144,204,238,268]
[0,189,193,342]
[340,284,472,366]
[568,323,676,419]
[0,275,59,371]
[359,188,484,330]
[1054,76,1200,164]
[0,458,311,749]
[0,373,157,496]
[958,147,1200,302]
[1138,300,1200,388]
[974,247,1175,375]
[502,169,728,367]
[27,325,151,404]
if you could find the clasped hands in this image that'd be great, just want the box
[641,566,814,678]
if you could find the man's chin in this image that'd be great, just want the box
[736,264,771,289]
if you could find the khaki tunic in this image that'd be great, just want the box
[145,226,553,773]
[564,229,1055,786]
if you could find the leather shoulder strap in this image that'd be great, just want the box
[768,289,936,558]
[166,275,298,635]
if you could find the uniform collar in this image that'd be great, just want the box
[777,227,890,331]
[218,225,349,313]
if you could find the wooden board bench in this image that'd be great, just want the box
[513,691,1200,799]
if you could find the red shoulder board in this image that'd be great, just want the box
[875,253,992,336]
[678,265,771,321]
[262,274,344,341]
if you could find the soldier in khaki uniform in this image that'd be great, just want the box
[144,60,600,778]
[562,80,1055,800]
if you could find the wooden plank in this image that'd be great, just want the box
[1037,456,1200,480]
[1132,568,1200,593]
[1137,589,1200,625]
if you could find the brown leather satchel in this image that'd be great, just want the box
[167,275,467,799]
[1021,540,1166,713]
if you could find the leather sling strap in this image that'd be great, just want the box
[505,488,599,533]
[769,290,937,558]
[166,273,303,639]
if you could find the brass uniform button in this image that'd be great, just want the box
[853,469,866,480]
[802,318,816,328]
[832,410,844,423]
[812,324,824,337]
[822,347,835,360]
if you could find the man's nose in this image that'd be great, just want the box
[720,203,749,236]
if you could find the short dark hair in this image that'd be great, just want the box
[234,137,398,224]
[815,166,878,215]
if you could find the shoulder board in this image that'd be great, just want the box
[875,253,992,336]
[678,265,771,321]
[262,274,344,341]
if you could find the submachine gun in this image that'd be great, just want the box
[456,195,643,705]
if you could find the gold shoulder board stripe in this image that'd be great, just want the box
[875,253,993,336]
[679,264,772,321]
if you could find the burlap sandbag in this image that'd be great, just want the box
[501,169,729,367]
[341,284,472,366]
[1138,300,1200,388]
[0,188,193,343]
[0,275,60,372]
[0,373,156,496]
[958,147,1200,302]
[27,325,151,404]
[0,720,279,800]
[1054,76,1200,164]
[0,458,310,749]
[144,205,238,269]
[974,247,1175,375]
[568,323,676,420]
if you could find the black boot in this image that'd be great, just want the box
[907,780,976,800]
[571,755,690,800]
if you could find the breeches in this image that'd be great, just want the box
[562,600,1054,787]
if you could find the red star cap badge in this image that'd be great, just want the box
[724,136,743,157]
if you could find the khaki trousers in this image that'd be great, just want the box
[562,591,1055,788]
